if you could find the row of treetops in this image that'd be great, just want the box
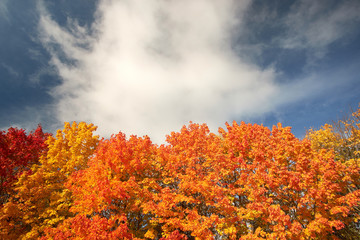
[0,105,360,239]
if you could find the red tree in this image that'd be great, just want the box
[0,125,49,205]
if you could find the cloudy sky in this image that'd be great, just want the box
[1,0,360,143]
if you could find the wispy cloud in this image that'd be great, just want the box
[0,0,10,22]
[1,62,20,78]
[36,0,358,143]
[236,0,360,67]
[282,0,360,50]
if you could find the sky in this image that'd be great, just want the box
[1,0,360,143]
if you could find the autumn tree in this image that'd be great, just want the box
[145,123,226,239]
[42,132,163,239]
[217,122,360,239]
[147,122,360,239]
[0,122,99,239]
[307,105,360,164]
[0,125,48,206]
[42,121,360,239]
[306,105,360,239]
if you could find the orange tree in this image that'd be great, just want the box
[217,122,360,239]
[42,132,160,239]
[41,122,360,239]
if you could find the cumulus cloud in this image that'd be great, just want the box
[36,0,334,143]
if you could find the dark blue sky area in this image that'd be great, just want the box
[0,1,97,129]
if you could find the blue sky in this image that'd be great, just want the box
[1,0,360,143]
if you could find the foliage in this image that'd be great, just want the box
[1,112,360,239]
[66,132,160,239]
[0,122,99,239]
[41,214,132,240]
[44,122,360,239]
[306,106,360,239]
[0,125,49,206]
[307,106,360,164]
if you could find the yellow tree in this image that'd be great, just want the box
[307,105,360,164]
[0,122,99,239]
[306,105,360,239]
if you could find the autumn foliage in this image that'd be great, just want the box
[0,125,48,206]
[306,106,360,239]
[0,122,99,239]
[1,106,360,239]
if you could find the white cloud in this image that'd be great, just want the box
[37,0,328,143]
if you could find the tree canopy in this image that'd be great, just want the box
[1,106,360,239]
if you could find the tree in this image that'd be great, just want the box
[306,105,360,239]
[147,122,225,239]
[307,105,360,164]
[42,121,360,239]
[50,132,161,239]
[0,122,99,239]
[218,122,360,239]
[0,125,49,206]
[41,214,132,240]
